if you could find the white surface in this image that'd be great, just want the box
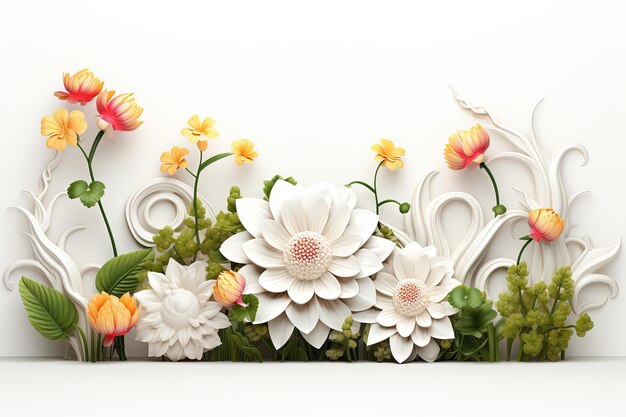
[1,0,626,357]
[0,358,624,417]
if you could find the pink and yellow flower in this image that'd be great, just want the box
[444,124,490,170]
[54,68,104,105]
[371,139,405,170]
[181,115,219,151]
[96,89,143,131]
[160,146,190,175]
[528,208,565,242]
[213,270,247,309]
[40,109,88,151]
[87,292,141,347]
[231,139,258,165]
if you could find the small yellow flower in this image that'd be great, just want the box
[371,139,405,170]
[41,109,88,151]
[181,115,219,151]
[232,139,258,165]
[160,146,190,175]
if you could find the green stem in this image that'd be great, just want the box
[480,162,506,216]
[377,199,402,208]
[516,239,533,265]
[373,161,384,214]
[96,333,102,361]
[75,326,89,362]
[90,330,96,363]
[346,180,375,194]
[192,151,203,262]
[114,336,127,361]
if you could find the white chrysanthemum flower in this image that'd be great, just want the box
[354,242,461,363]
[220,180,395,349]
[134,259,231,361]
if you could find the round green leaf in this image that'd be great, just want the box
[447,285,468,308]
[96,248,153,297]
[467,288,484,308]
[18,277,79,340]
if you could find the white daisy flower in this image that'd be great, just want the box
[134,259,231,361]
[220,180,395,349]
[354,242,461,363]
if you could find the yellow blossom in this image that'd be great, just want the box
[160,146,190,175]
[232,139,258,165]
[371,139,405,170]
[40,109,88,151]
[181,115,219,150]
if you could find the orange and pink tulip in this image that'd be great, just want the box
[213,270,247,309]
[54,68,104,105]
[528,208,565,242]
[444,124,490,170]
[87,292,141,346]
[96,89,144,131]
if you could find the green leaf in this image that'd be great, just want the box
[467,288,484,308]
[229,331,263,362]
[18,277,79,340]
[198,152,233,172]
[96,249,153,297]
[67,180,105,208]
[448,285,468,309]
[229,294,259,322]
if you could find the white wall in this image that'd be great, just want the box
[1,0,624,357]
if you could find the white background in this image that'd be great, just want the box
[1,0,625,360]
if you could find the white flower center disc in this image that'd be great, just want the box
[283,231,332,281]
[393,279,430,317]
[162,288,201,329]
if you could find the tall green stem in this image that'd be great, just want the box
[516,239,533,265]
[479,162,506,216]
[373,161,384,214]
[192,151,203,262]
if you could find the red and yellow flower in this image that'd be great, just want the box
[54,68,104,105]
[528,208,565,242]
[444,124,490,170]
[96,89,143,131]
[87,292,141,347]
[213,270,247,309]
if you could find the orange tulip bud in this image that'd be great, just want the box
[528,208,564,242]
[87,292,141,346]
[213,270,247,309]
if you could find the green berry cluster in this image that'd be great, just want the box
[372,341,391,362]
[243,324,269,342]
[143,186,245,281]
[496,262,593,361]
[325,316,360,361]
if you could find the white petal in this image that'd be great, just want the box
[268,313,295,349]
[322,204,351,241]
[413,254,431,282]
[280,199,307,235]
[330,234,362,257]
[362,235,395,262]
[306,198,330,234]
[393,252,414,281]
[259,219,291,251]
[288,279,315,304]
[259,268,295,293]
[411,325,431,347]
[269,180,303,221]
[146,272,169,295]
[424,264,446,288]
[416,339,440,362]
[239,264,265,294]
[342,278,376,311]
[328,255,360,277]
[202,333,222,350]
[285,298,319,333]
[187,261,209,287]
[166,343,184,361]
[428,286,450,302]
[134,288,162,309]
[374,293,394,310]
[416,310,432,327]
[354,248,385,278]
[164,258,187,282]
[236,198,272,238]
[352,308,379,324]
[440,301,458,315]
[441,277,463,291]
[313,272,341,300]
[373,272,398,296]
[301,321,332,349]
[377,308,402,327]
[338,277,359,298]
[342,209,379,244]
[430,317,454,340]
[367,323,397,345]
[390,333,414,363]
[318,298,352,330]
[220,231,253,263]
[148,340,170,357]
[242,238,285,268]
[207,312,232,330]
[254,292,292,323]
[396,316,416,337]
[426,302,447,319]
[183,339,203,360]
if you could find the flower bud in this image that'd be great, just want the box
[213,270,247,309]
[528,208,564,242]
[399,202,411,214]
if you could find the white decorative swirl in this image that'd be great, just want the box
[125,177,216,247]
[397,89,620,313]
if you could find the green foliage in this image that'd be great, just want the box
[96,249,153,297]
[243,324,268,342]
[207,326,263,362]
[374,223,403,247]
[67,180,105,208]
[263,174,297,201]
[439,285,501,362]
[19,277,79,340]
[496,263,592,361]
[144,189,245,280]
[229,294,259,323]
[372,341,391,362]
[325,317,360,361]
